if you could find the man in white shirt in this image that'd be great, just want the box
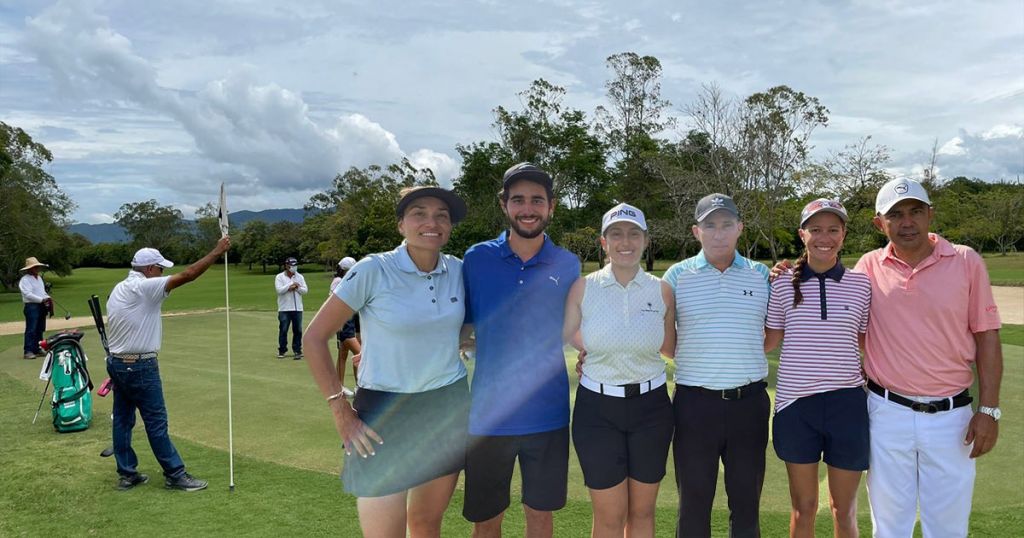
[18,257,51,360]
[105,237,230,492]
[275,257,308,359]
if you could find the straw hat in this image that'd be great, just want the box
[20,257,49,271]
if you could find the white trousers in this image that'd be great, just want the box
[866,391,975,538]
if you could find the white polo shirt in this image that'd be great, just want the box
[579,265,667,385]
[275,270,308,312]
[106,271,171,354]
[336,244,467,393]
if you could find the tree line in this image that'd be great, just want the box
[2,52,1022,288]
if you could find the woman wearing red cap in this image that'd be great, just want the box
[764,199,872,538]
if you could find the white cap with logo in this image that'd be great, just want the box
[602,203,647,234]
[338,257,357,270]
[131,248,174,268]
[876,178,931,215]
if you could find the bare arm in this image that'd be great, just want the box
[764,328,784,353]
[165,236,230,292]
[303,294,382,457]
[966,329,1003,458]
[562,277,585,347]
[660,280,677,358]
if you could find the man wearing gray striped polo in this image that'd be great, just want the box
[662,193,771,538]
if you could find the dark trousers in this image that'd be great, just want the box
[106,357,186,479]
[278,311,303,354]
[672,383,770,538]
[23,302,46,354]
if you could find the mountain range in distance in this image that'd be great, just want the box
[68,208,306,244]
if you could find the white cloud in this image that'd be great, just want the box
[23,0,458,193]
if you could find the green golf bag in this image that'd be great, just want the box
[43,332,94,433]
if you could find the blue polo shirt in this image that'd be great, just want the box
[336,244,467,393]
[663,250,770,390]
[463,232,581,435]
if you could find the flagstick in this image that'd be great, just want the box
[224,250,235,491]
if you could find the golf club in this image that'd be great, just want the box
[50,297,72,320]
[89,295,116,459]
[31,376,52,424]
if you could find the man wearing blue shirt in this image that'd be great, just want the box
[462,162,581,538]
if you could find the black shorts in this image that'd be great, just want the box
[335,318,357,343]
[772,386,869,471]
[340,376,469,497]
[571,383,674,489]
[463,427,569,522]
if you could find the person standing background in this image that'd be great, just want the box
[330,257,361,383]
[275,256,308,359]
[18,257,50,360]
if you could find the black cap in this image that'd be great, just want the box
[502,162,553,191]
[395,186,468,224]
[694,193,740,222]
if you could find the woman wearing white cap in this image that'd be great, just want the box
[562,203,676,538]
[763,199,872,538]
[329,257,361,383]
[303,186,470,537]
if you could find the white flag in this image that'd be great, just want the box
[218,183,229,238]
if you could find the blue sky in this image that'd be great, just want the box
[1,0,1021,223]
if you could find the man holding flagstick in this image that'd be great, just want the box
[104,227,230,491]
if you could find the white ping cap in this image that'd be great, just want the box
[601,203,647,234]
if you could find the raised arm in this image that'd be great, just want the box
[165,236,230,293]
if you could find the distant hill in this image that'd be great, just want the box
[68,208,307,244]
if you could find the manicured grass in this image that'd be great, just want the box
[983,252,1024,286]
[1,313,1021,536]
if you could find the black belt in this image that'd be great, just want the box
[110,352,158,363]
[682,380,766,401]
[867,379,972,414]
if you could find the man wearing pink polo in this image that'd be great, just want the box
[855,178,1003,537]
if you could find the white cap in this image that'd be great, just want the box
[131,248,174,268]
[338,257,356,270]
[876,178,931,215]
[601,203,647,234]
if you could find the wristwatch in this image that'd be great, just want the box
[978,406,1002,421]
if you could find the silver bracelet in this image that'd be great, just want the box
[326,390,347,403]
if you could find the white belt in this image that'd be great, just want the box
[580,372,667,398]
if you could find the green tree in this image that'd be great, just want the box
[237,219,272,272]
[595,53,676,269]
[0,122,77,289]
[305,159,435,261]
[114,199,192,261]
[736,85,829,260]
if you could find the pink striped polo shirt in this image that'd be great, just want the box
[767,264,871,412]
[854,234,1002,397]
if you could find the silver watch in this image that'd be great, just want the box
[978,406,1002,421]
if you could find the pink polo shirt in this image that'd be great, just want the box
[854,234,1001,397]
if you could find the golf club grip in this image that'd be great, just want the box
[89,295,110,354]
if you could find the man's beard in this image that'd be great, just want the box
[508,213,551,239]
